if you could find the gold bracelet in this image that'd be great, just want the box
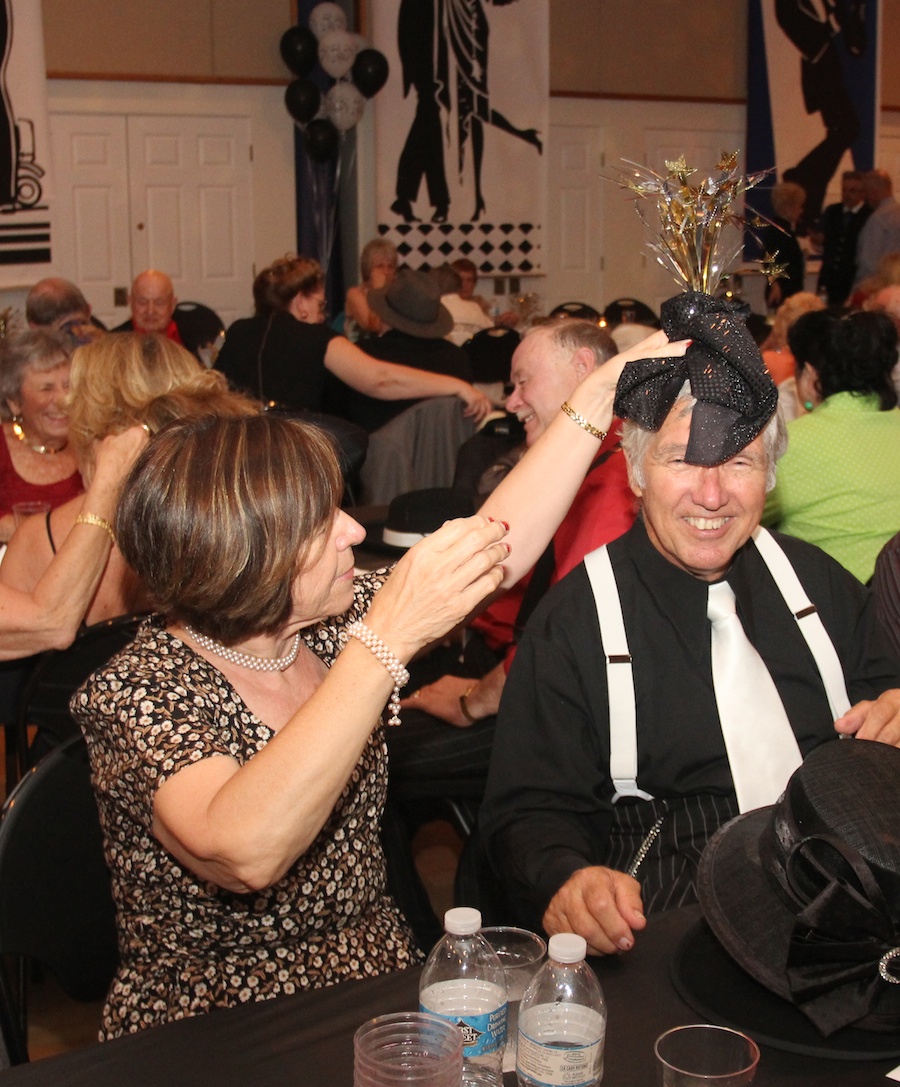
[561,401,607,442]
[74,512,116,544]
[459,684,478,723]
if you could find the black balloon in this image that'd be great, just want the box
[285,79,321,125]
[352,49,389,98]
[280,26,318,77]
[304,118,340,162]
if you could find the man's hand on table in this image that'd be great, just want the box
[543,866,647,956]
[835,689,900,747]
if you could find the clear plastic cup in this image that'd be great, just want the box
[480,925,546,1071]
[354,1011,463,1086]
[12,501,50,527]
[654,1024,760,1087]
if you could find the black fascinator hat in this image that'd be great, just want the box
[673,739,900,1059]
[610,154,781,466]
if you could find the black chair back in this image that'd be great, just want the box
[602,297,660,329]
[464,326,520,384]
[0,736,118,1064]
[548,301,602,323]
[173,301,225,363]
[13,614,147,780]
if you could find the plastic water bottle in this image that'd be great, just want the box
[516,933,606,1087]
[419,906,508,1087]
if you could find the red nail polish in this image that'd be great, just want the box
[501,520,510,532]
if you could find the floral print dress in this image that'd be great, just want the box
[72,570,421,1039]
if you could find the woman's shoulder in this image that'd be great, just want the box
[0,496,74,591]
[77,619,225,705]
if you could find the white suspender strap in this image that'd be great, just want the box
[752,527,851,718]
[584,546,654,802]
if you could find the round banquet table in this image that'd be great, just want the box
[2,906,895,1086]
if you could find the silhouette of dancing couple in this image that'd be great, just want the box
[393,0,542,225]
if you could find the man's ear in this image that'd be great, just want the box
[573,346,594,381]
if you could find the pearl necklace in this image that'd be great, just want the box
[11,419,68,455]
[184,625,302,672]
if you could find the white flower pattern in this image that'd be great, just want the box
[71,569,422,1039]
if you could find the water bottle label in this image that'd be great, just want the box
[420,979,507,1057]
[517,1003,605,1087]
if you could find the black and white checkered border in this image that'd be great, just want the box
[376,219,542,274]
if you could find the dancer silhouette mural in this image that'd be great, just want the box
[776,0,866,226]
[0,0,15,209]
[394,0,542,224]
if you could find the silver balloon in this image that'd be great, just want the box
[324,82,365,132]
[309,2,347,40]
[317,29,358,79]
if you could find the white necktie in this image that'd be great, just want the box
[707,581,803,812]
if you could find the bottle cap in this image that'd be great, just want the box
[548,933,587,963]
[444,906,482,935]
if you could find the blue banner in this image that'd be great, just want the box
[746,0,879,231]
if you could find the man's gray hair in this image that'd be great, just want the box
[525,318,616,369]
[26,278,90,327]
[620,384,788,493]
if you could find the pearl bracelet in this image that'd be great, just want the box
[344,621,410,727]
[561,401,608,442]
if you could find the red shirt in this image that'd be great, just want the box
[472,425,637,670]
[0,428,83,520]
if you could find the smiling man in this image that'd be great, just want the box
[115,270,182,343]
[481,328,900,959]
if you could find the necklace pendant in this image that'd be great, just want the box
[11,419,67,456]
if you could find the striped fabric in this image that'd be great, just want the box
[607,794,739,914]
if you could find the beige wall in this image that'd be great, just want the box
[550,0,747,102]
[41,0,900,107]
[41,0,294,82]
[551,0,900,110]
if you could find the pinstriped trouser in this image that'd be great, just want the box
[607,794,739,915]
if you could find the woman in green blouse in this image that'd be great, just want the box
[764,309,900,583]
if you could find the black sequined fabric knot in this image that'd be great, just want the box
[614,291,778,466]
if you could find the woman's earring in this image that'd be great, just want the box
[803,400,814,412]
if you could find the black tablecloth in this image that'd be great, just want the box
[3,907,895,1086]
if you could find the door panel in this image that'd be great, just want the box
[48,114,132,327]
[127,115,253,328]
[49,111,254,330]
[546,123,605,311]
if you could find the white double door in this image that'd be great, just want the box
[49,112,254,329]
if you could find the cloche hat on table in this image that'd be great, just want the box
[368,268,453,339]
[672,738,900,1059]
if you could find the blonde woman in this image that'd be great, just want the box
[0,333,255,625]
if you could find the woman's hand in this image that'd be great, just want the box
[457,382,494,424]
[565,329,691,425]
[84,425,150,509]
[365,516,508,661]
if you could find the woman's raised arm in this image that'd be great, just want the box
[479,330,689,585]
[0,426,147,658]
[324,336,493,422]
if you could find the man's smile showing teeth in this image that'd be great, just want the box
[685,516,729,530]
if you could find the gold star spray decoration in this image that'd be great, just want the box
[760,253,789,286]
[608,151,776,295]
